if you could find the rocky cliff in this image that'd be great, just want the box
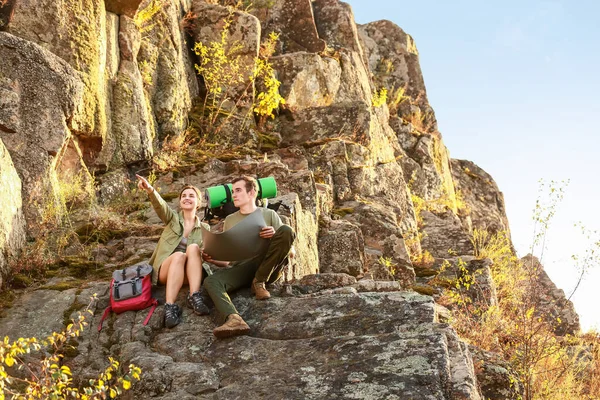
[0,0,580,398]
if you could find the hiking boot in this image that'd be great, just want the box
[187,291,210,315]
[251,278,271,300]
[213,314,250,339]
[164,303,182,329]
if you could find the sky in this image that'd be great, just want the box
[346,0,600,332]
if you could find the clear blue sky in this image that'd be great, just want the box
[346,0,600,331]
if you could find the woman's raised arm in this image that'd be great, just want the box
[136,174,175,224]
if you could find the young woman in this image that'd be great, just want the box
[136,174,210,328]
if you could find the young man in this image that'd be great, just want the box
[203,176,295,338]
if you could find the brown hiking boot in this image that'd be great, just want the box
[213,314,250,339]
[251,278,271,300]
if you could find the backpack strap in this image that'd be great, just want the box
[222,183,232,205]
[142,299,159,326]
[97,306,112,332]
[257,178,263,199]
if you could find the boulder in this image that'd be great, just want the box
[111,16,155,164]
[291,272,357,294]
[358,20,431,116]
[470,346,524,400]
[250,0,326,54]
[105,0,144,17]
[421,209,474,258]
[0,288,80,339]
[451,159,511,235]
[416,256,497,308]
[8,0,109,162]
[402,134,458,211]
[280,103,395,164]
[343,201,416,288]
[318,219,365,276]
[271,52,341,109]
[0,138,26,287]
[274,192,320,280]
[0,32,86,231]
[136,0,198,142]
[313,0,364,60]
[521,255,580,336]
[190,1,259,96]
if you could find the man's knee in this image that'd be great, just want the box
[204,275,221,292]
[275,225,295,241]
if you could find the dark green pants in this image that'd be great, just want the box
[204,225,295,317]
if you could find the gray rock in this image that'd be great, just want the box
[313,0,365,61]
[293,272,357,294]
[2,275,484,400]
[105,0,145,17]
[358,20,432,124]
[0,288,79,339]
[0,138,26,287]
[470,346,524,400]
[451,159,511,235]
[417,256,497,308]
[344,201,416,288]
[250,0,326,54]
[271,52,342,109]
[0,32,86,231]
[138,0,198,141]
[111,16,155,165]
[319,219,365,276]
[8,0,109,153]
[354,279,401,293]
[274,192,320,280]
[421,210,474,258]
[521,255,580,336]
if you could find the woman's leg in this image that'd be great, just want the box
[159,252,187,304]
[185,244,203,293]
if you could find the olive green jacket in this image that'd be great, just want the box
[147,189,209,284]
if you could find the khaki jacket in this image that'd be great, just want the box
[147,189,209,284]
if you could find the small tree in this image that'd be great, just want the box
[192,13,284,140]
[0,298,141,399]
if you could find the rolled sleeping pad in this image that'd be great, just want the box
[256,176,277,200]
[204,177,277,209]
[205,183,233,209]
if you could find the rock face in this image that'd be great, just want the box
[112,15,155,164]
[0,139,26,287]
[5,0,196,170]
[521,255,580,336]
[0,278,483,400]
[251,0,326,54]
[451,159,511,235]
[8,0,109,158]
[105,0,144,17]
[138,0,198,142]
[470,346,524,400]
[0,32,86,230]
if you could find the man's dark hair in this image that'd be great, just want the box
[232,176,258,194]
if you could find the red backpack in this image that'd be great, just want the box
[98,262,158,331]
